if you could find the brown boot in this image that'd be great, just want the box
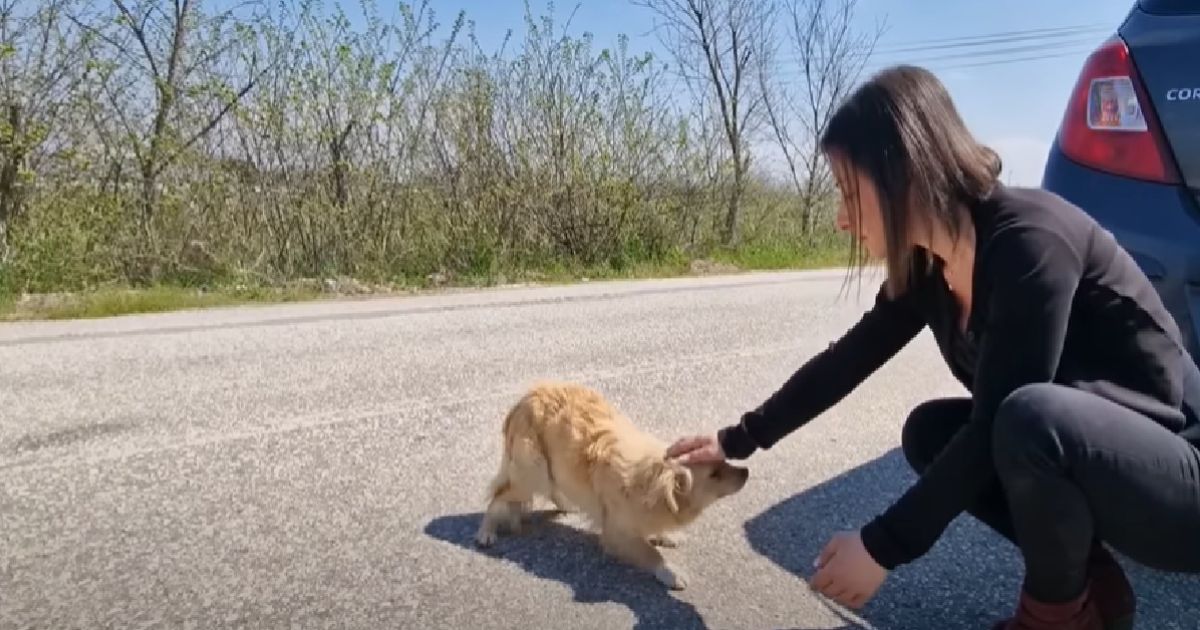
[991,586,1104,630]
[1087,543,1136,630]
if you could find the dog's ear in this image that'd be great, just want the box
[673,463,693,497]
[645,459,691,513]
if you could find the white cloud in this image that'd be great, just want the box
[987,136,1053,187]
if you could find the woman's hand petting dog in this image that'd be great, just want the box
[666,434,726,465]
[810,530,888,609]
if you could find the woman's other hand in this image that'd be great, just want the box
[809,530,888,609]
[665,434,726,464]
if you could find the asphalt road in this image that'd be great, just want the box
[2,270,1197,630]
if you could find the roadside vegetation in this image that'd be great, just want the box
[0,0,880,320]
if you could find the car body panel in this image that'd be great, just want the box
[1043,142,1200,359]
[1043,1,1200,361]
[1121,8,1200,190]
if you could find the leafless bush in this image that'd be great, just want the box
[0,0,872,293]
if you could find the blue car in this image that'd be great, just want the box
[1041,0,1200,359]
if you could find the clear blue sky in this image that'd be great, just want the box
[368,0,1137,185]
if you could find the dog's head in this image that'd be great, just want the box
[681,460,749,507]
[646,458,749,520]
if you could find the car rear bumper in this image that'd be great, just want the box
[1042,141,1200,360]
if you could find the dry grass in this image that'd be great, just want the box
[0,285,324,321]
[0,239,849,321]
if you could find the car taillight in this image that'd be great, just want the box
[1057,35,1180,184]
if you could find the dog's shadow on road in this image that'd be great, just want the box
[424,510,709,630]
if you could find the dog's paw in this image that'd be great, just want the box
[653,565,688,590]
[648,534,678,548]
[474,528,498,548]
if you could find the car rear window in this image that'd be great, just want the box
[1139,0,1200,15]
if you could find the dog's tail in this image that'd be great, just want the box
[483,402,520,502]
[487,391,557,504]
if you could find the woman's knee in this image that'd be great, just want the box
[902,397,971,473]
[991,383,1077,473]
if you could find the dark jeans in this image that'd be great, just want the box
[902,384,1200,603]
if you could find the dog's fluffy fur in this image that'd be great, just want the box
[474,380,749,589]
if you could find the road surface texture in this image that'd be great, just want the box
[2,270,1197,629]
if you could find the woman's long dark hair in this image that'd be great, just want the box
[820,64,1002,297]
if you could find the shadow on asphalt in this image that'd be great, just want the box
[745,448,1017,630]
[424,510,709,630]
[745,447,1200,630]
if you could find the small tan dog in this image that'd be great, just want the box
[474,380,749,589]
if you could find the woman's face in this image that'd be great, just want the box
[830,155,887,261]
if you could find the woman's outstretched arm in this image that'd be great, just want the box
[719,280,928,459]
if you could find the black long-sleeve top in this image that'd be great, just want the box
[717,183,1195,570]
